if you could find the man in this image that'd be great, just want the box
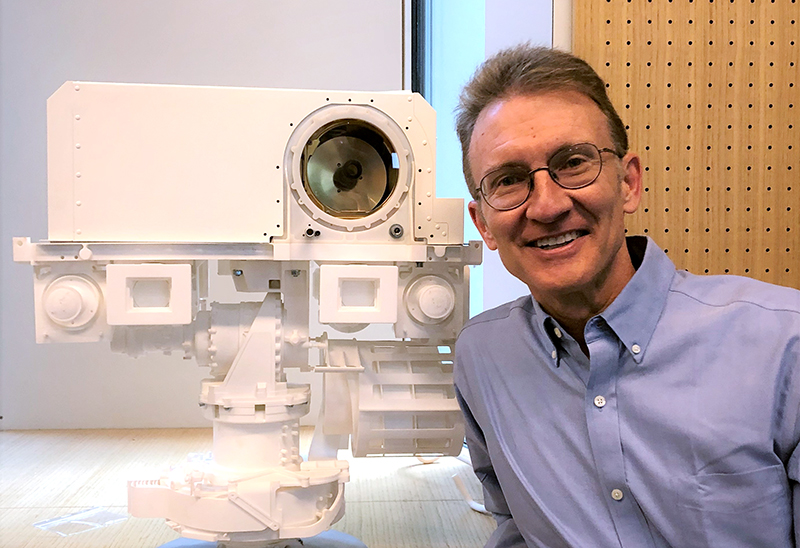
[454,44,800,547]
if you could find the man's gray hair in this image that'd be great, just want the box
[455,44,629,199]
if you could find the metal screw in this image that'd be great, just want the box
[389,224,404,239]
[291,270,300,277]
[233,269,243,277]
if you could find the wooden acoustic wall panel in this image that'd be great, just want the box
[574,0,799,286]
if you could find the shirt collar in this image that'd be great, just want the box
[527,298,562,367]
[598,236,676,363]
[527,236,675,365]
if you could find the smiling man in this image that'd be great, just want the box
[454,45,800,548]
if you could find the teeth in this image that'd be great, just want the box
[534,230,582,249]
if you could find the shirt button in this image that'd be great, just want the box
[551,350,557,359]
[632,344,641,354]
[593,395,606,408]
[611,488,624,501]
[554,327,563,338]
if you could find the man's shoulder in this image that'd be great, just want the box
[460,294,533,335]
[671,270,800,314]
[455,295,537,388]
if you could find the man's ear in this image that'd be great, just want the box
[619,152,643,214]
[468,200,498,251]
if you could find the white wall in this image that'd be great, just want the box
[428,0,486,315]
[480,0,555,311]
[429,0,554,313]
[0,0,404,429]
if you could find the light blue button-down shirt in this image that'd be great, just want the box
[455,236,800,547]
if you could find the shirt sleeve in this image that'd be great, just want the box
[790,439,800,545]
[784,343,800,546]
[786,422,800,546]
[456,385,527,548]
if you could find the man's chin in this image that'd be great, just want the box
[519,271,591,299]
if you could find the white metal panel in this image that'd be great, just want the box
[69,82,289,243]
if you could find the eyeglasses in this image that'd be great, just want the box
[478,143,622,211]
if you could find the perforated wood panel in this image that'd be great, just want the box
[574,0,799,286]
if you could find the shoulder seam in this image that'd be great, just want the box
[669,287,800,315]
[461,299,532,330]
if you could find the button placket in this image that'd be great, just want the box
[584,322,655,547]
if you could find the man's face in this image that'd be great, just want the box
[467,91,642,305]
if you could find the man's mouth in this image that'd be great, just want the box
[529,230,586,250]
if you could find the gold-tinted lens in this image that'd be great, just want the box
[302,119,398,218]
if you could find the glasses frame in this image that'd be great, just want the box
[478,143,623,211]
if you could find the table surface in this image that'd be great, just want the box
[0,428,493,548]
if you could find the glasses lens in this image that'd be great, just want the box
[549,144,602,189]
[481,167,531,210]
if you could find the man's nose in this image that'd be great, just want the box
[523,169,572,223]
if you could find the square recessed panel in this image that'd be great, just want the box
[319,265,398,324]
[106,263,192,325]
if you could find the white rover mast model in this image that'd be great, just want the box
[14,82,481,547]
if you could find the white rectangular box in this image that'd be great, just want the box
[46,82,451,245]
[319,265,398,324]
[105,263,192,325]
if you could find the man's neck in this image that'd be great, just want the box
[533,253,637,357]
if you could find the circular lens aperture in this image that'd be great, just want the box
[302,119,398,218]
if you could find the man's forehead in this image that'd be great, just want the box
[477,90,606,130]
[469,91,614,159]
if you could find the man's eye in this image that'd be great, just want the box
[491,172,527,189]
[557,154,591,171]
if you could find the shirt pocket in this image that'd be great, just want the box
[671,464,792,548]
